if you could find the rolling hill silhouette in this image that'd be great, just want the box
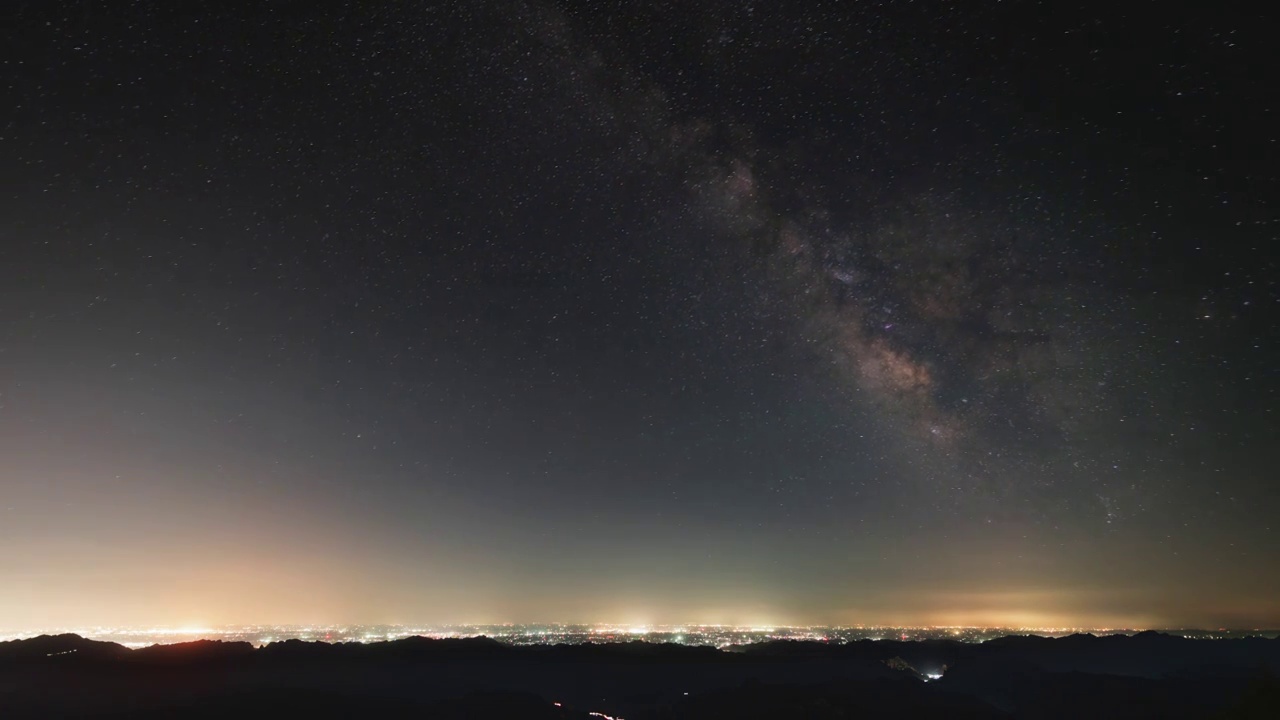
[1,631,1277,718]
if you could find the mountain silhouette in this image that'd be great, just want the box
[0,632,1276,718]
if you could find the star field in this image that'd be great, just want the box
[1,1,1276,630]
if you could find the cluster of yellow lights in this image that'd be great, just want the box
[2,622,1182,647]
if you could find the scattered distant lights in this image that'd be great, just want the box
[1,624,1273,648]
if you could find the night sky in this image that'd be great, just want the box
[3,1,1276,631]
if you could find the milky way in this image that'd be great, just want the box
[516,1,1153,521]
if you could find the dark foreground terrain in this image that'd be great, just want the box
[2,632,1277,718]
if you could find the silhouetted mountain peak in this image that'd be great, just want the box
[0,633,129,662]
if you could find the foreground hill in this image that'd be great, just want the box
[1,632,1277,718]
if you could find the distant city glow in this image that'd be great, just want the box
[3,623,1272,649]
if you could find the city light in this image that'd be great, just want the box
[4,623,1268,649]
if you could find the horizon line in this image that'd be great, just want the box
[6,622,1278,635]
